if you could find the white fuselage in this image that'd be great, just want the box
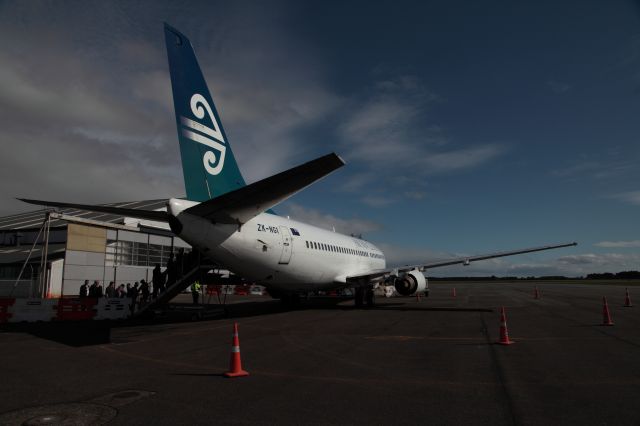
[168,198,385,292]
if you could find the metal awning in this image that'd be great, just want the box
[0,199,169,231]
[0,244,66,264]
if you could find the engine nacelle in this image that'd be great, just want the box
[394,269,428,296]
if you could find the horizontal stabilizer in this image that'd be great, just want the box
[183,153,345,224]
[17,199,170,222]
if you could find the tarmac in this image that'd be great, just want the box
[1,281,640,425]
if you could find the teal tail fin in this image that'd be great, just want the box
[164,23,246,201]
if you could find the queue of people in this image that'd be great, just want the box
[77,249,201,310]
[79,280,141,300]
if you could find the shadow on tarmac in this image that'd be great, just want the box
[0,297,493,346]
[0,321,112,347]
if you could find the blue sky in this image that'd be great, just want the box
[0,1,639,276]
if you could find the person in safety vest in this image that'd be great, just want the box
[191,280,201,305]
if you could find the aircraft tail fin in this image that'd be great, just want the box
[164,23,246,202]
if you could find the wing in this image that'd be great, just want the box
[345,242,577,282]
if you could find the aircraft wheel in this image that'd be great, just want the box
[354,287,365,307]
[280,293,301,308]
[365,288,375,307]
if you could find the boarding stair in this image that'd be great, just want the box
[134,260,212,318]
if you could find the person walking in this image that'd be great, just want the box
[88,281,98,298]
[152,264,163,298]
[166,252,176,287]
[176,248,184,277]
[105,282,116,298]
[79,280,89,298]
[190,280,201,305]
[130,282,140,312]
[140,279,150,303]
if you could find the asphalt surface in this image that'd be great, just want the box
[1,282,640,425]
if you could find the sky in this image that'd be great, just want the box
[0,0,639,277]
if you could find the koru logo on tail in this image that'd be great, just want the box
[180,93,226,175]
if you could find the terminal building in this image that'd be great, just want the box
[0,199,192,298]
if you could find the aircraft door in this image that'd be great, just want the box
[278,226,293,264]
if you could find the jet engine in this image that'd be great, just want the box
[394,269,428,296]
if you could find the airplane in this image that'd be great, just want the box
[20,23,577,306]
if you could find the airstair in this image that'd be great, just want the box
[134,259,212,318]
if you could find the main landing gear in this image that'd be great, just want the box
[354,287,375,308]
[279,292,302,308]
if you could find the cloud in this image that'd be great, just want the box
[337,173,376,193]
[551,159,634,181]
[503,253,640,277]
[375,243,452,267]
[421,144,505,174]
[594,240,640,248]
[551,161,601,178]
[556,253,640,267]
[404,191,426,200]
[338,75,505,192]
[360,195,394,208]
[0,3,344,216]
[547,80,571,93]
[211,78,342,181]
[609,191,640,206]
[283,203,382,236]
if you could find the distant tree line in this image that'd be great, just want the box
[430,276,569,281]
[430,271,640,281]
[585,271,640,280]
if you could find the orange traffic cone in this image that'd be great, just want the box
[533,286,540,300]
[497,306,515,345]
[224,322,249,378]
[452,288,457,298]
[624,288,633,307]
[602,297,614,326]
